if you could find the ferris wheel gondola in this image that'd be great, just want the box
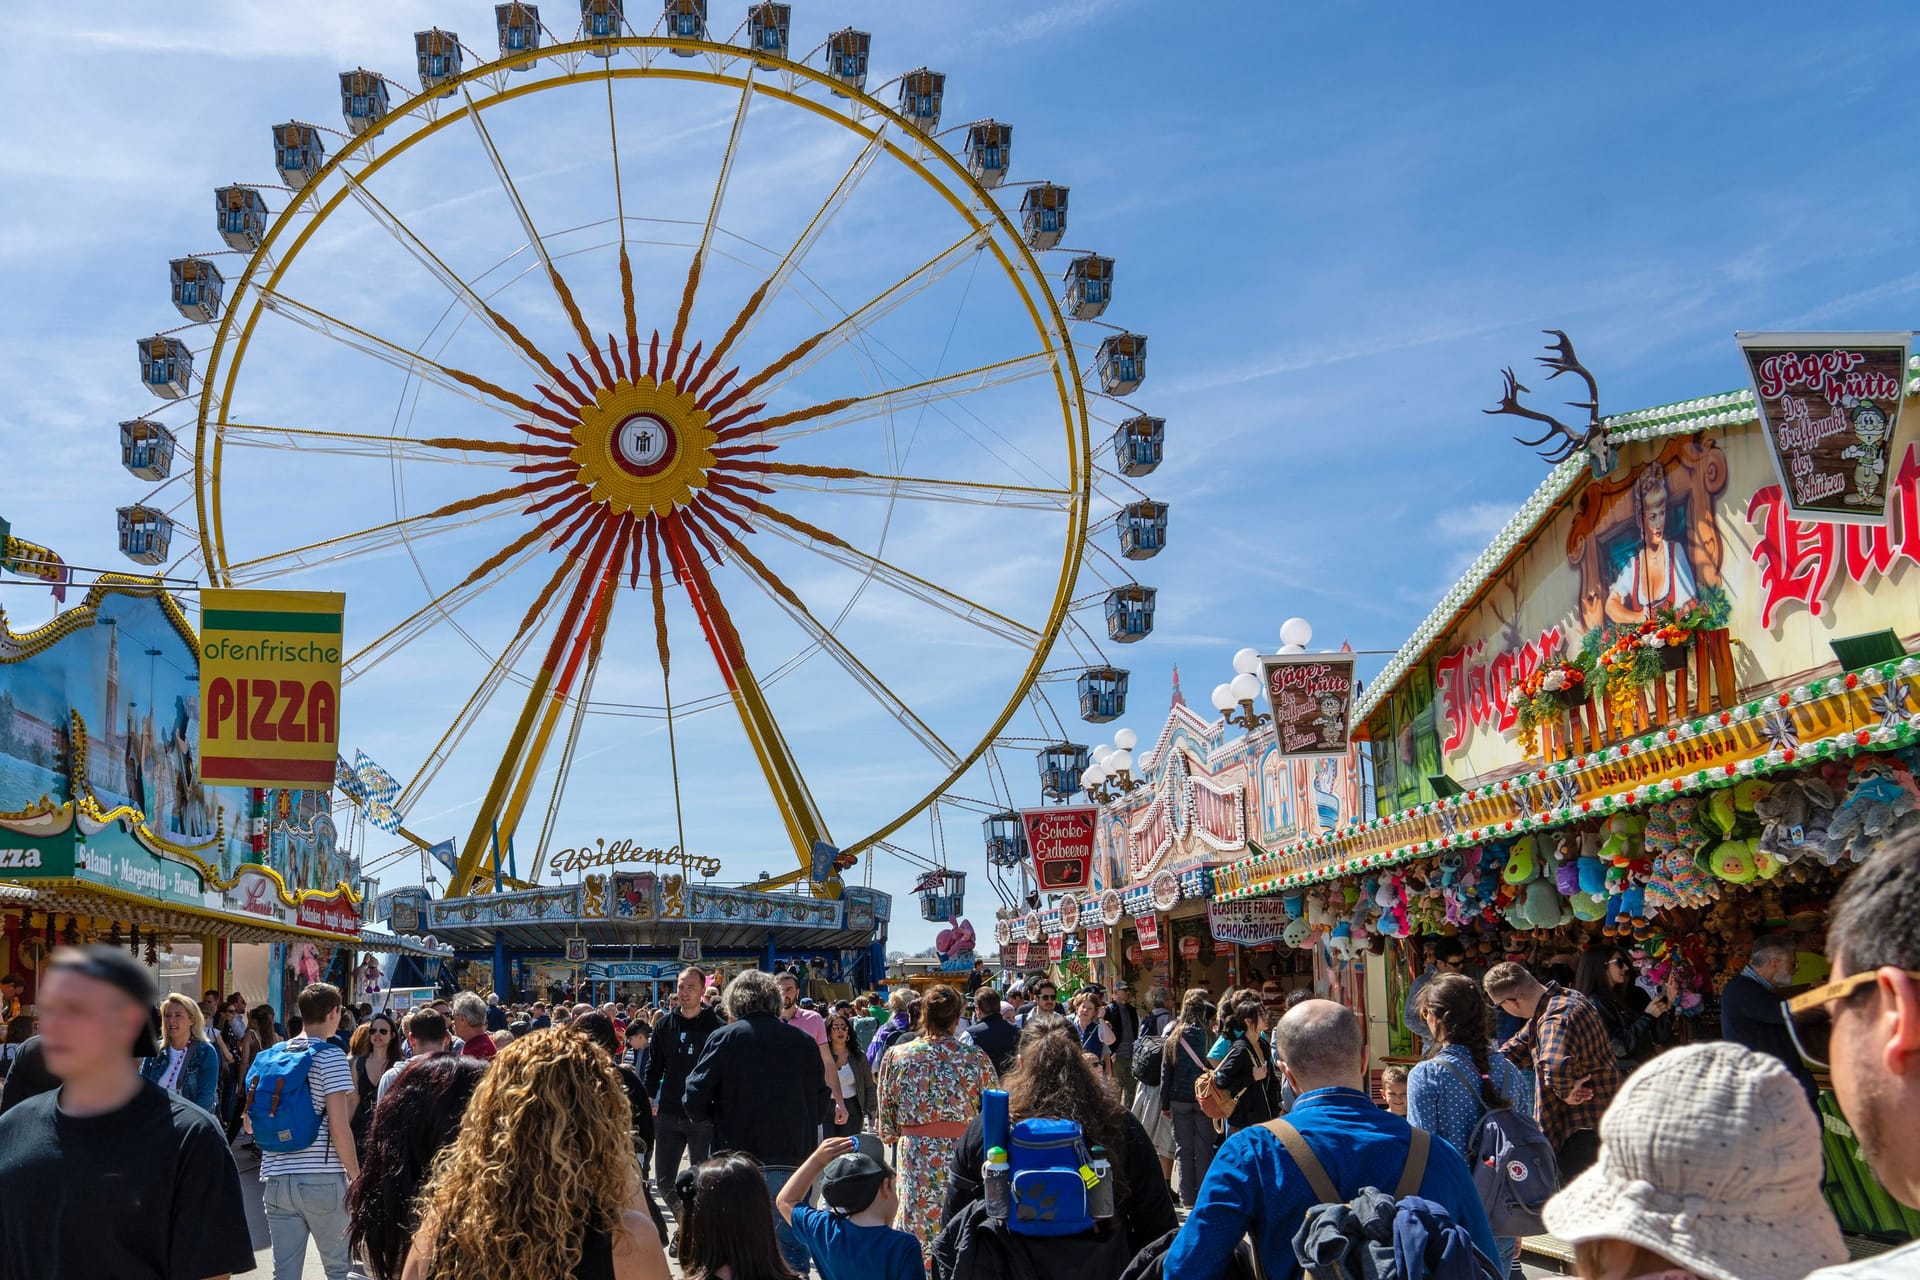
[107,5,1169,907]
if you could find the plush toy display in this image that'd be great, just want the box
[1753,775,1839,863]
[1824,758,1920,862]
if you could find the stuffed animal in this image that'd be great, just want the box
[1503,836,1537,885]
[1825,758,1920,862]
[1436,850,1466,889]
[1754,775,1839,863]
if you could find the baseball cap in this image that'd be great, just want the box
[820,1150,892,1214]
[47,946,162,1056]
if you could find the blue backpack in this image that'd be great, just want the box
[1008,1117,1095,1237]
[245,1041,323,1153]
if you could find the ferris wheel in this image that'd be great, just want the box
[112,2,1168,901]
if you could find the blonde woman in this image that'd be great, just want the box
[140,992,220,1114]
[401,1028,669,1280]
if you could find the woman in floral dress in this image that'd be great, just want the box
[877,983,995,1263]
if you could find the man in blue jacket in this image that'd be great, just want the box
[1165,999,1497,1280]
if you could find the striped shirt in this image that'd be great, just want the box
[258,1037,355,1180]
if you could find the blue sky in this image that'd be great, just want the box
[4,2,1918,951]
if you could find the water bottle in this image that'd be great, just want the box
[982,1088,1010,1154]
[984,1146,1012,1220]
[1087,1145,1115,1223]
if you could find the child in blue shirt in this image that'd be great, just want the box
[776,1137,923,1280]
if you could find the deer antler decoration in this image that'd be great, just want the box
[1484,329,1616,477]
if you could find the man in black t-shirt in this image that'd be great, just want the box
[0,947,255,1279]
[643,965,722,1224]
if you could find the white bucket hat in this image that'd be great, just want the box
[1542,1041,1846,1280]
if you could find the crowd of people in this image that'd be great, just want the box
[0,828,1913,1280]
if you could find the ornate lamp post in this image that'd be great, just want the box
[1081,727,1142,804]
[1212,647,1270,731]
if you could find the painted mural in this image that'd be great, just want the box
[0,585,251,868]
[1364,416,1920,812]
[1091,679,1368,889]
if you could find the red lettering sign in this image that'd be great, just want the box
[1436,624,1565,755]
[1747,444,1920,626]
[295,891,361,936]
[1136,913,1162,951]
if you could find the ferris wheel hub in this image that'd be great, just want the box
[569,373,717,518]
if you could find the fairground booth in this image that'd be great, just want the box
[1012,334,1920,1263]
[0,577,446,1013]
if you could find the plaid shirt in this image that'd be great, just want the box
[1497,981,1621,1148]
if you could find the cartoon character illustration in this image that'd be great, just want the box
[1311,694,1346,748]
[1606,463,1697,624]
[1841,400,1891,507]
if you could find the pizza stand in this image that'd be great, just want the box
[0,579,445,1010]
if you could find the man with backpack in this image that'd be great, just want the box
[248,981,359,1280]
[1164,999,1496,1280]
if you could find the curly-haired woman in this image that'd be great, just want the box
[346,1055,486,1279]
[400,1028,670,1280]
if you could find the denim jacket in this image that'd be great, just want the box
[140,1038,221,1116]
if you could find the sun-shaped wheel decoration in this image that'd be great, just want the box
[112,3,1167,902]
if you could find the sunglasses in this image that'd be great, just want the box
[1437,958,1465,970]
[1785,968,1920,1068]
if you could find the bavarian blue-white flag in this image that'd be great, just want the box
[351,750,406,834]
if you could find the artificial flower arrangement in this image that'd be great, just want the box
[1585,588,1733,733]
[1511,653,1593,756]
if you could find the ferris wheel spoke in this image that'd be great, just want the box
[453,513,627,896]
[395,563,568,813]
[217,422,537,465]
[341,521,554,684]
[716,350,1056,446]
[737,224,994,403]
[743,463,1073,512]
[459,84,603,366]
[335,170,553,385]
[226,488,529,583]
[701,121,892,367]
[721,499,1039,647]
[252,286,564,425]
[684,505,961,771]
[666,68,758,368]
[660,512,833,874]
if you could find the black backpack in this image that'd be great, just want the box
[933,1198,1136,1280]
[1131,1010,1172,1087]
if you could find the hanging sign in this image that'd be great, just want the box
[1737,332,1911,525]
[1086,925,1108,959]
[1208,899,1293,947]
[679,937,703,963]
[1099,888,1124,926]
[1058,895,1081,933]
[198,588,345,788]
[1180,936,1202,960]
[1047,935,1065,962]
[1136,913,1162,951]
[1017,940,1031,966]
[1262,654,1358,758]
[1020,806,1098,890]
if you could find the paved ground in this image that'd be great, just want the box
[233,1140,1570,1279]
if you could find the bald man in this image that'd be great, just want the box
[1165,999,1496,1280]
